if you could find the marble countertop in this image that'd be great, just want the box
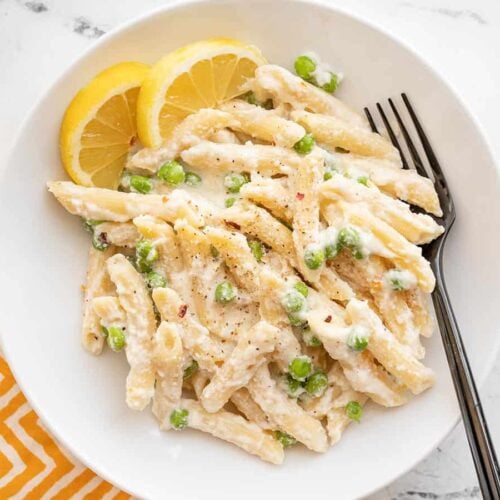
[0,0,499,498]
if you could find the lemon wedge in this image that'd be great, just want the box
[137,38,266,148]
[59,61,149,188]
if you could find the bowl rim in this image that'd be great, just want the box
[1,0,499,497]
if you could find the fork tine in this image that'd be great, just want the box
[388,98,428,178]
[401,93,453,214]
[364,107,379,134]
[401,93,444,178]
[375,102,410,170]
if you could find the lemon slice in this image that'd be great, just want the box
[137,38,267,148]
[59,61,149,188]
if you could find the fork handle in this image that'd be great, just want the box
[432,263,500,499]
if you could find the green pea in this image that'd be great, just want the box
[288,355,312,382]
[274,430,297,448]
[337,227,360,249]
[210,245,220,258]
[106,326,126,352]
[185,171,202,186]
[357,176,369,186]
[83,219,108,251]
[224,172,249,193]
[242,91,273,109]
[293,133,315,155]
[129,175,153,194]
[304,246,325,270]
[225,197,237,208]
[144,271,167,289]
[82,219,103,234]
[386,270,415,291]
[293,281,308,297]
[323,164,338,181]
[390,276,405,291]
[346,326,369,352]
[302,328,322,347]
[158,160,186,185]
[170,408,189,430]
[322,73,339,93]
[101,325,109,338]
[183,360,199,380]
[324,242,338,261]
[345,400,363,422]
[305,371,328,397]
[248,240,264,262]
[281,289,306,314]
[284,373,304,398]
[215,281,236,304]
[136,239,159,273]
[244,91,259,105]
[294,55,316,81]
[92,230,109,251]
[337,227,364,259]
[288,313,307,327]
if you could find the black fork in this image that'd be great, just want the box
[365,95,500,500]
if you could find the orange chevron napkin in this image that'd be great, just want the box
[0,356,129,499]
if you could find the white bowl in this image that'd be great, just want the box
[1,1,499,498]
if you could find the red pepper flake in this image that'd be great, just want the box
[178,304,188,318]
[324,315,332,323]
[226,220,241,230]
[296,192,305,201]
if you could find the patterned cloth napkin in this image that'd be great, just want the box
[0,355,129,499]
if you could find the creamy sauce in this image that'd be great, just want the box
[383,269,417,291]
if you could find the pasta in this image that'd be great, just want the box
[49,54,443,463]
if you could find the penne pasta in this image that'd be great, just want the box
[220,100,306,148]
[93,222,140,248]
[291,149,325,283]
[323,362,369,444]
[106,254,156,410]
[339,201,436,292]
[292,109,400,163]
[92,296,127,328]
[204,226,261,293]
[306,307,407,407]
[324,152,442,216]
[81,246,116,355]
[320,175,443,244]
[230,388,276,430]
[258,269,301,371]
[127,109,238,172]
[210,128,241,144]
[253,65,368,129]
[181,141,298,176]
[47,181,204,227]
[346,299,435,394]
[247,365,329,453]
[152,321,184,430]
[181,399,284,465]
[152,287,224,371]
[201,320,278,412]
[330,253,424,358]
[240,176,294,223]
[223,201,297,264]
